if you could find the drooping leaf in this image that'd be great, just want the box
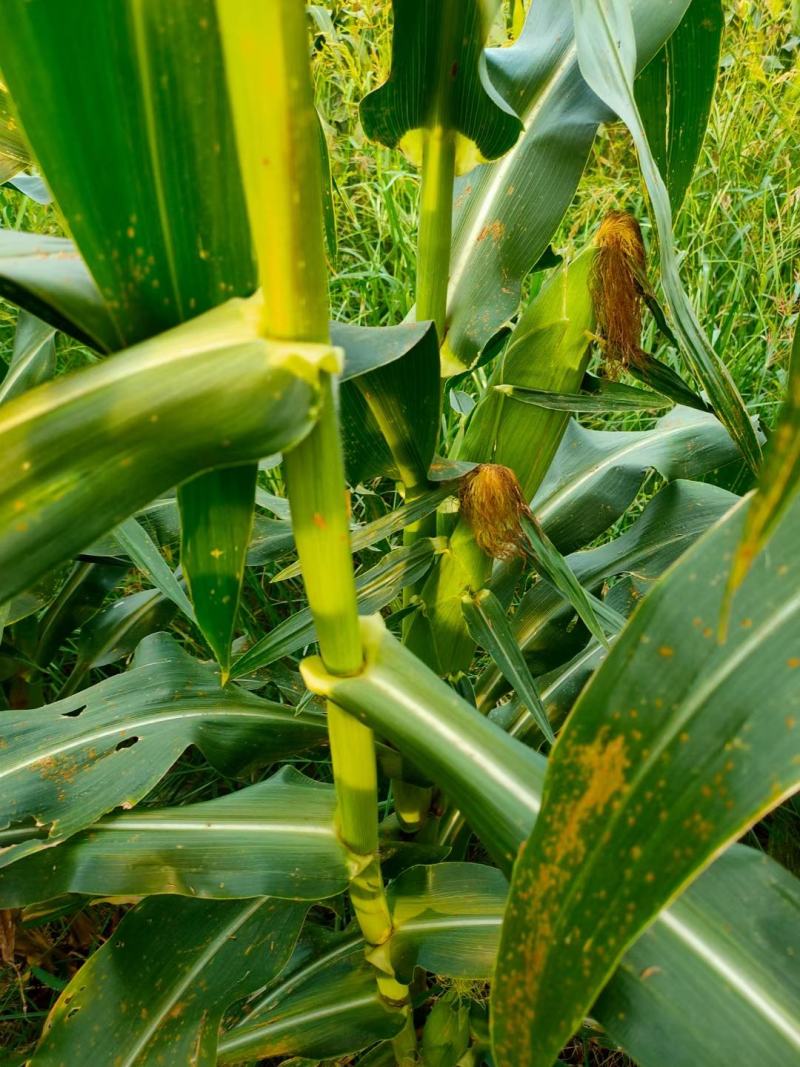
[0,297,326,605]
[531,405,742,553]
[231,539,441,678]
[385,862,506,983]
[335,320,440,486]
[443,0,692,372]
[724,316,800,614]
[496,374,672,414]
[218,935,404,1065]
[30,896,306,1067]
[461,589,554,744]
[178,465,256,677]
[0,767,349,905]
[360,0,522,172]
[58,587,177,697]
[635,0,724,214]
[571,0,760,472]
[0,311,56,404]
[0,633,325,868]
[478,480,737,708]
[491,485,800,1066]
[33,561,124,668]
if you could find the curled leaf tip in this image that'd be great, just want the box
[459,463,530,560]
[591,211,646,374]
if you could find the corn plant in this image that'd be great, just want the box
[0,1,798,1065]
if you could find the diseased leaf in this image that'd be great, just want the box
[491,486,800,1066]
[0,633,325,868]
[30,896,306,1067]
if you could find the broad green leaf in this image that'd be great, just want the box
[0,231,114,350]
[114,516,195,622]
[360,0,522,171]
[0,633,325,868]
[0,768,349,905]
[635,0,723,214]
[461,589,553,744]
[1,0,255,348]
[0,297,325,606]
[630,349,709,411]
[219,935,404,1064]
[444,0,692,372]
[335,320,440,486]
[725,316,800,610]
[179,465,256,678]
[303,618,800,1067]
[491,486,800,1066]
[301,615,546,872]
[597,845,800,1067]
[571,0,760,472]
[30,896,306,1067]
[231,539,442,679]
[478,480,737,708]
[497,375,672,414]
[0,311,56,404]
[531,405,741,553]
[385,862,507,983]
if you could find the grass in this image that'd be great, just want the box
[0,2,798,1063]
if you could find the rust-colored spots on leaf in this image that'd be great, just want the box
[788,657,800,669]
[658,646,674,658]
[312,512,327,530]
[476,220,504,244]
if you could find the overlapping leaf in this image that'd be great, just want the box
[0,633,325,868]
[492,483,800,1065]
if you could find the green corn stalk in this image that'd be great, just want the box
[215,2,415,1056]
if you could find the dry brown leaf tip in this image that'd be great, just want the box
[591,211,647,373]
[459,463,531,560]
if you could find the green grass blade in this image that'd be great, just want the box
[114,516,195,622]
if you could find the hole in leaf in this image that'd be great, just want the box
[61,705,87,719]
[115,736,139,752]
[66,1007,80,1020]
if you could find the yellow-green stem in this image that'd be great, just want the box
[216,0,400,976]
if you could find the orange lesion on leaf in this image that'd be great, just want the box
[476,220,504,244]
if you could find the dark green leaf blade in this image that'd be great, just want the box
[0,768,348,904]
[31,895,306,1067]
[179,464,257,677]
[0,633,325,868]
[491,487,800,1066]
[635,0,724,214]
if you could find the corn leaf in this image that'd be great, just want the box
[0,633,325,869]
[0,298,322,606]
[0,768,349,905]
[219,936,404,1065]
[114,516,195,622]
[571,0,760,472]
[461,589,554,744]
[491,484,800,1066]
[725,316,800,610]
[444,0,692,372]
[29,896,306,1067]
[635,0,724,215]
[497,375,672,414]
[360,0,522,170]
[0,311,55,404]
